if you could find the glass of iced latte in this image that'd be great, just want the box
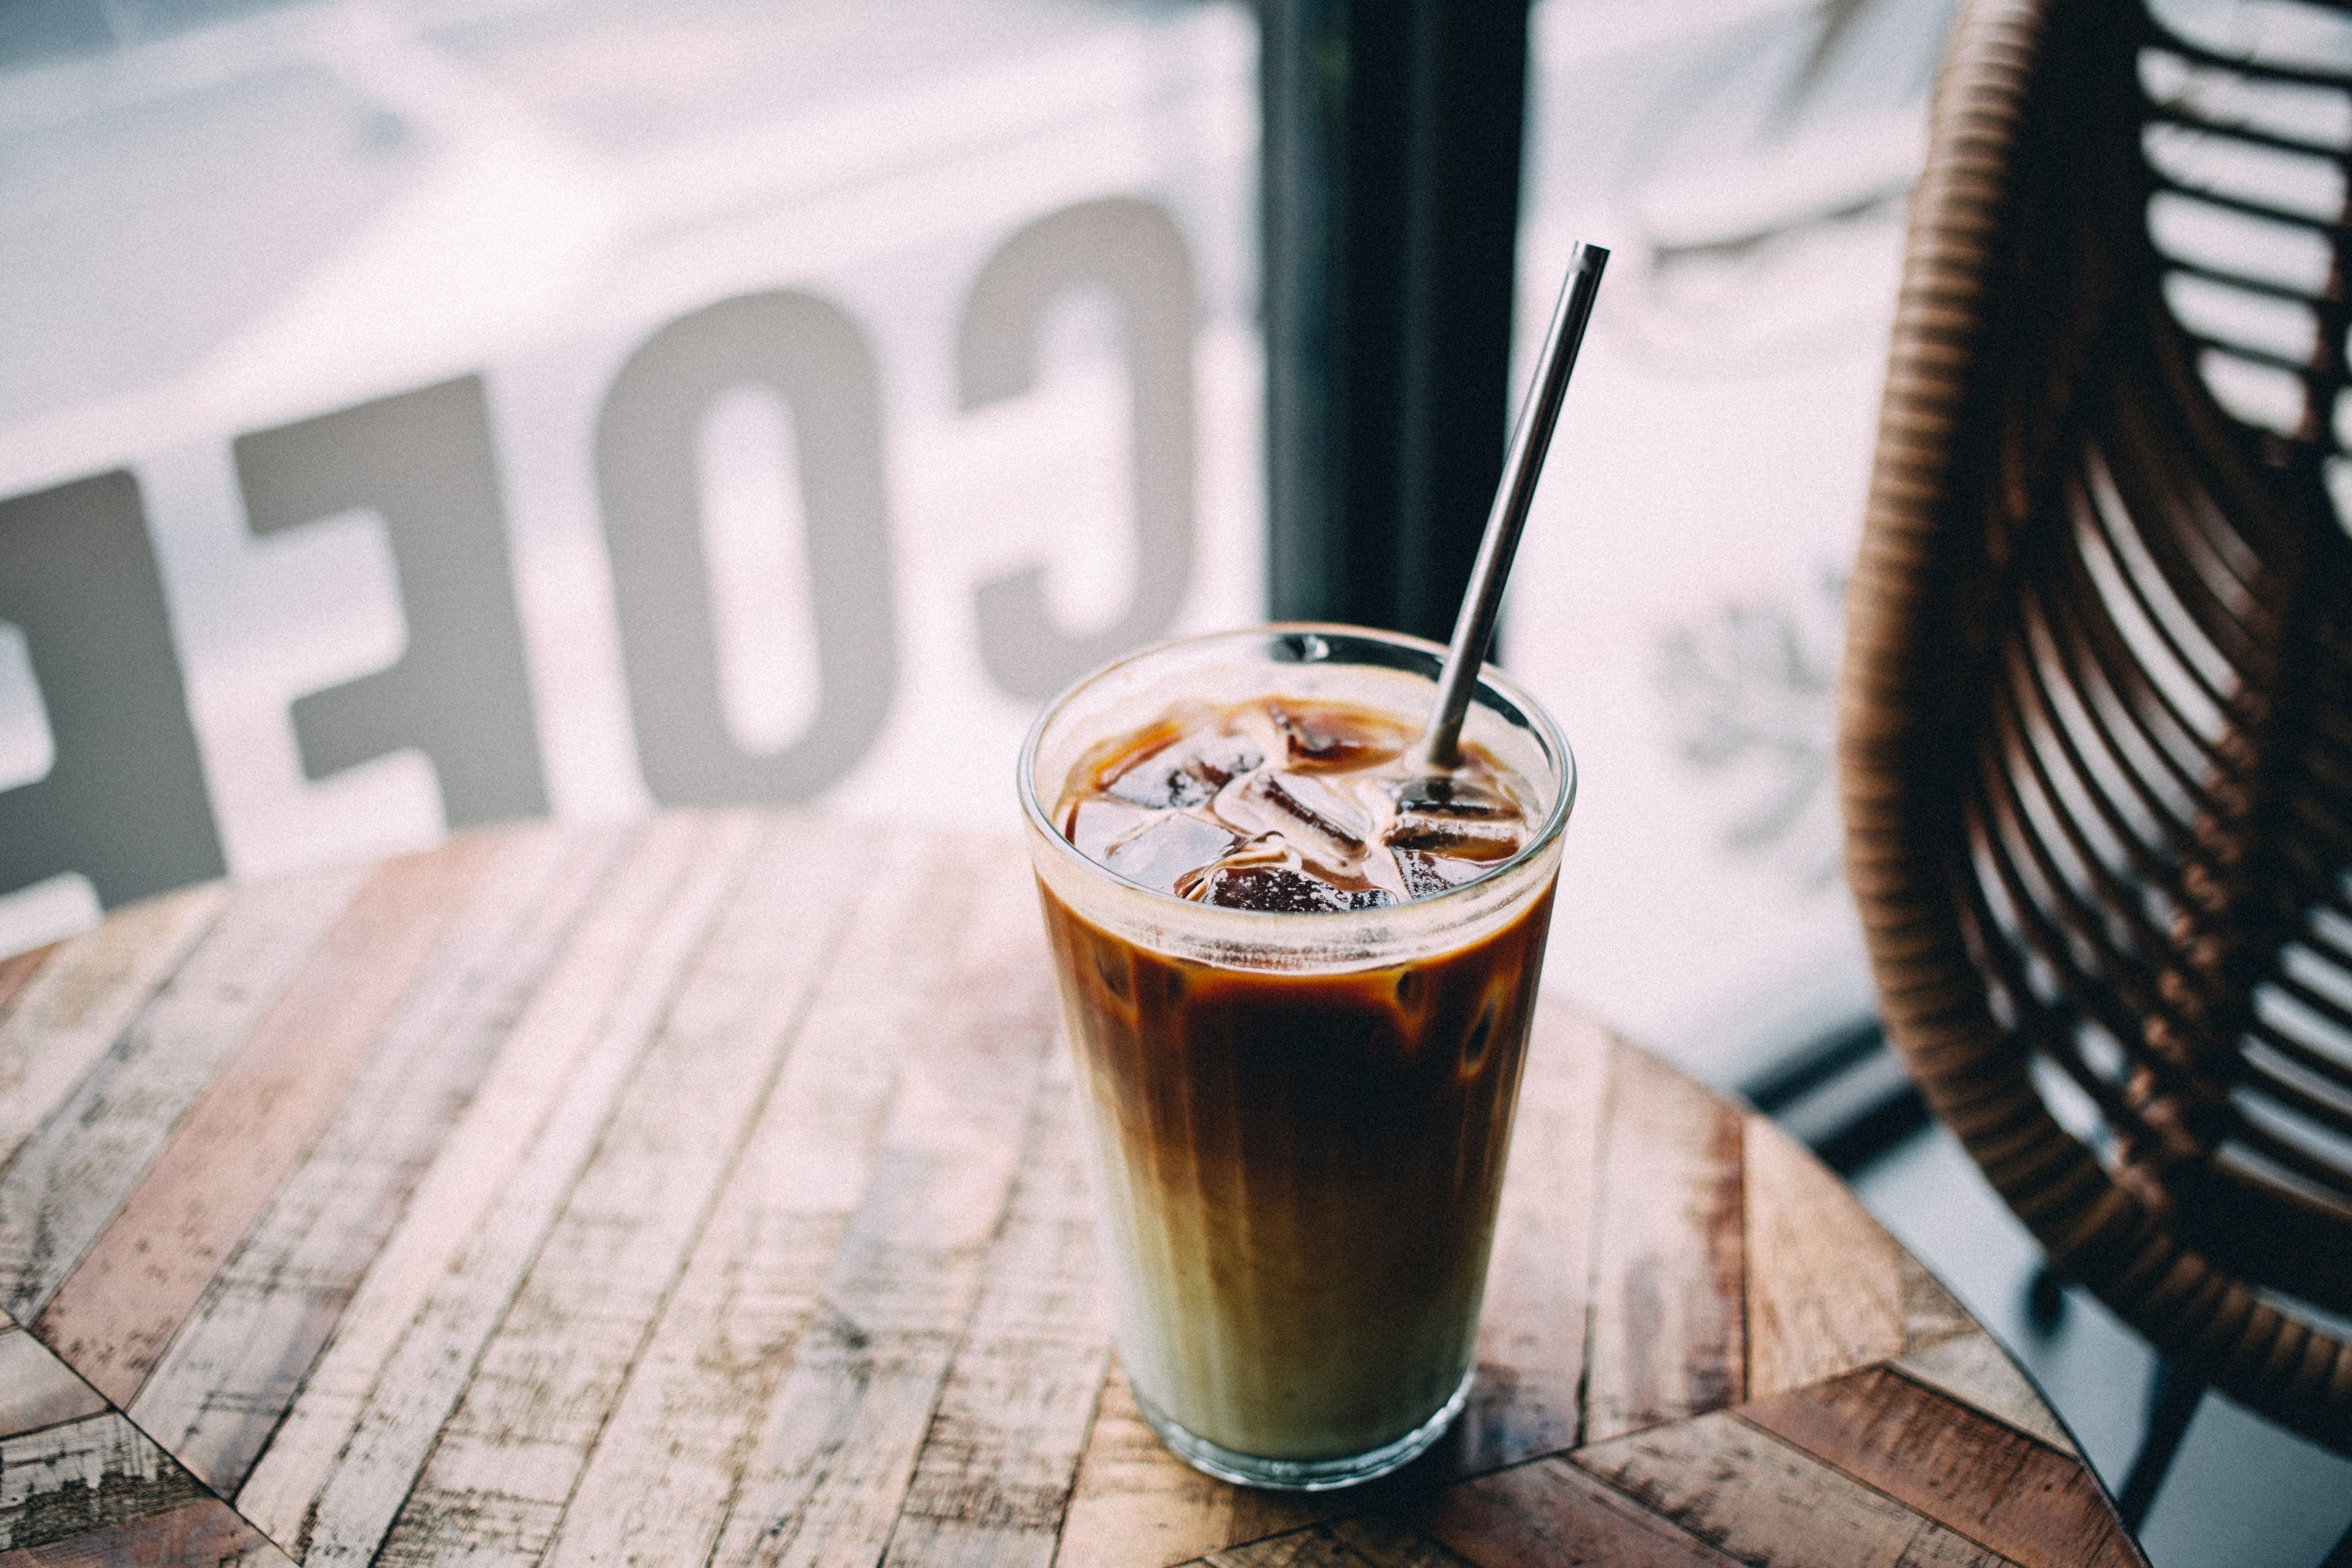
[1018,624,1574,1490]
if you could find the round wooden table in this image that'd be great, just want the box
[0,815,2143,1567]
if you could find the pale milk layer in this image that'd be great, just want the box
[1081,1090,1486,1458]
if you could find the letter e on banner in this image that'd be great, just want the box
[0,472,226,908]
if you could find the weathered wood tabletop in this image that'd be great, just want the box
[0,814,2145,1567]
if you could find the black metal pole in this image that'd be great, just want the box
[1262,0,1532,644]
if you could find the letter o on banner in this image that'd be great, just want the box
[595,291,896,807]
[960,196,1198,701]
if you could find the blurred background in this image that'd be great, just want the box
[1,0,2347,1558]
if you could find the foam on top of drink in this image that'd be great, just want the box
[1054,696,1535,912]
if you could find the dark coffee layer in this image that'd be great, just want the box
[1039,877,1556,1459]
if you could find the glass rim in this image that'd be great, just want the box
[1016,621,1576,926]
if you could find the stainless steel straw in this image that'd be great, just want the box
[1419,242,1608,770]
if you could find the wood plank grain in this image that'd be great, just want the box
[1058,1366,1273,1568]
[532,829,990,1568]
[0,885,226,1174]
[234,812,758,1565]
[701,847,1066,1568]
[1200,1530,1374,1568]
[1584,1040,1746,1444]
[0,1496,292,1567]
[0,944,53,1024]
[1448,998,1610,1471]
[0,1324,103,1439]
[0,1412,206,1551]
[370,816,870,1567]
[1737,1366,2145,1568]
[1890,1337,2075,1457]
[1899,1254,1975,1354]
[127,826,629,1493]
[1325,1517,1484,1568]
[1742,1113,1905,1400]
[0,868,366,1324]
[1198,1516,1477,1568]
[1059,1363,1359,1568]
[34,840,501,1408]
[878,1046,1113,1568]
[1417,1457,1743,1568]
[1572,1407,2018,1567]
[0,1321,272,1565]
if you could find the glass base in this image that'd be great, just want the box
[1129,1366,1475,1492]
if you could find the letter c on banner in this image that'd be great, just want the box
[595,291,897,807]
[959,196,1197,700]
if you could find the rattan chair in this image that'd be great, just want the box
[1839,0,2352,1477]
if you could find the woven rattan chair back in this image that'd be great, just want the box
[1840,0,2352,1451]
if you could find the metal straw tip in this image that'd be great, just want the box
[1418,245,1609,771]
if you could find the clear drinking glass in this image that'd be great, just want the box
[1018,625,1575,1489]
